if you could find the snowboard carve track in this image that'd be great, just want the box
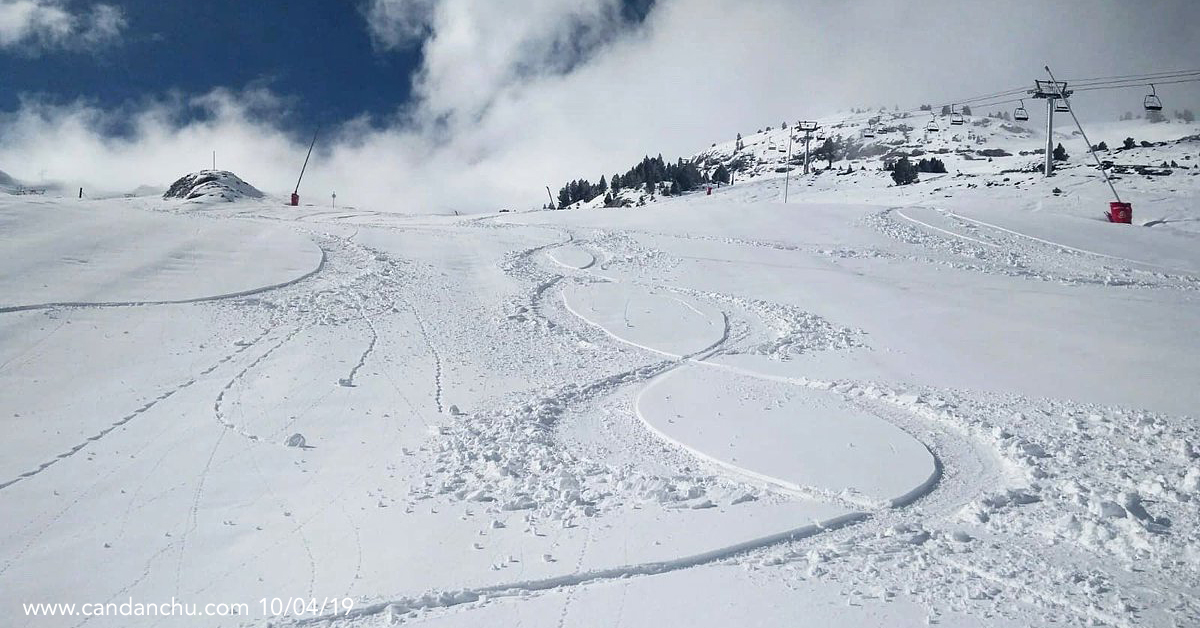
[0,248,327,314]
[894,207,1002,249]
[308,250,942,628]
[281,510,868,627]
[946,209,1184,271]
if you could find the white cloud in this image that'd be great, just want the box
[0,0,1198,212]
[359,0,435,50]
[0,0,126,53]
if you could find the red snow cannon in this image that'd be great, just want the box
[290,192,299,206]
[1108,201,1132,224]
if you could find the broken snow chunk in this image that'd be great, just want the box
[285,433,307,448]
[1092,499,1127,519]
[1181,467,1200,494]
[731,492,758,505]
[502,496,537,511]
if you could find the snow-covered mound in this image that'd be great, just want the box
[162,169,264,202]
[0,169,14,187]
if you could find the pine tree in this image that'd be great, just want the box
[611,173,621,190]
[712,163,730,185]
[891,157,919,186]
[814,138,839,168]
[598,175,607,193]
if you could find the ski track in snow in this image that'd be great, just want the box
[877,206,1200,290]
[213,325,307,443]
[0,324,275,493]
[173,427,228,596]
[408,302,445,415]
[339,301,379,388]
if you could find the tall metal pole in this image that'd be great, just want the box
[783,130,794,203]
[545,185,556,209]
[803,131,812,175]
[294,128,319,196]
[1044,98,1055,177]
[1044,65,1122,202]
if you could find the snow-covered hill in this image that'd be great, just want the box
[570,114,1200,227]
[162,169,265,203]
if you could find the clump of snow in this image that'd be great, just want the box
[162,169,264,203]
[285,433,307,448]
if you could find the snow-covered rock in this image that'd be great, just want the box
[162,170,264,203]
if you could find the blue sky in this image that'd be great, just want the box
[0,1,422,132]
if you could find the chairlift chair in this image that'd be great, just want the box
[949,105,965,126]
[1144,84,1163,111]
[1014,100,1029,121]
[862,127,876,138]
[1055,100,1070,113]
[925,118,939,132]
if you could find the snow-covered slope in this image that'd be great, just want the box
[3,117,1200,628]
[162,169,265,203]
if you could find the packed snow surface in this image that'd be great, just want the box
[0,200,322,309]
[3,121,1200,628]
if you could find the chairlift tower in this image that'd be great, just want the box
[784,121,820,203]
[1030,79,1072,176]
